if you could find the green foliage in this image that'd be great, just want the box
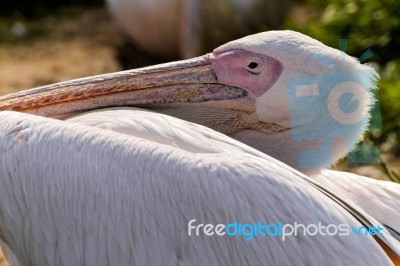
[377,75,400,156]
[287,0,400,64]
[379,160,400,183]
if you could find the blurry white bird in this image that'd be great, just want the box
[106,0,294,59]
[0,30,399,265]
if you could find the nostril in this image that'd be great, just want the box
[248,62,258,69]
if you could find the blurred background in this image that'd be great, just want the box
[0,0,399,264]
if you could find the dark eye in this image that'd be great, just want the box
[246,61,263,74]
[248,62,258,69]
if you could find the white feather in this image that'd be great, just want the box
[0,109,394,265]
[315,169,400,234]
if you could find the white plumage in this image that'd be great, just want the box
[0,109,397,265]
[315,169,400,236]
[69,108,400,240]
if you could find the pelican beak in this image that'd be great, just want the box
[0,54,254,119]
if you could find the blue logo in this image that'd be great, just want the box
[187,219,384,241]
[285,39,381,168]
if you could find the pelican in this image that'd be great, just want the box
[106,0,294,58]
[0,30,399,265]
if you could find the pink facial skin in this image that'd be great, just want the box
[211,49,283,97]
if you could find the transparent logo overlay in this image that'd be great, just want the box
[188,219,383,241]
[285,39,381,168]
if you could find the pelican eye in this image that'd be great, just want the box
[248,62,258,69]
[246,61,263,74]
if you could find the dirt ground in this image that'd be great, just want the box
[0,9,121,96]
[0,7,397,266]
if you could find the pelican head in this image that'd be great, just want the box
[0,30,378,173]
